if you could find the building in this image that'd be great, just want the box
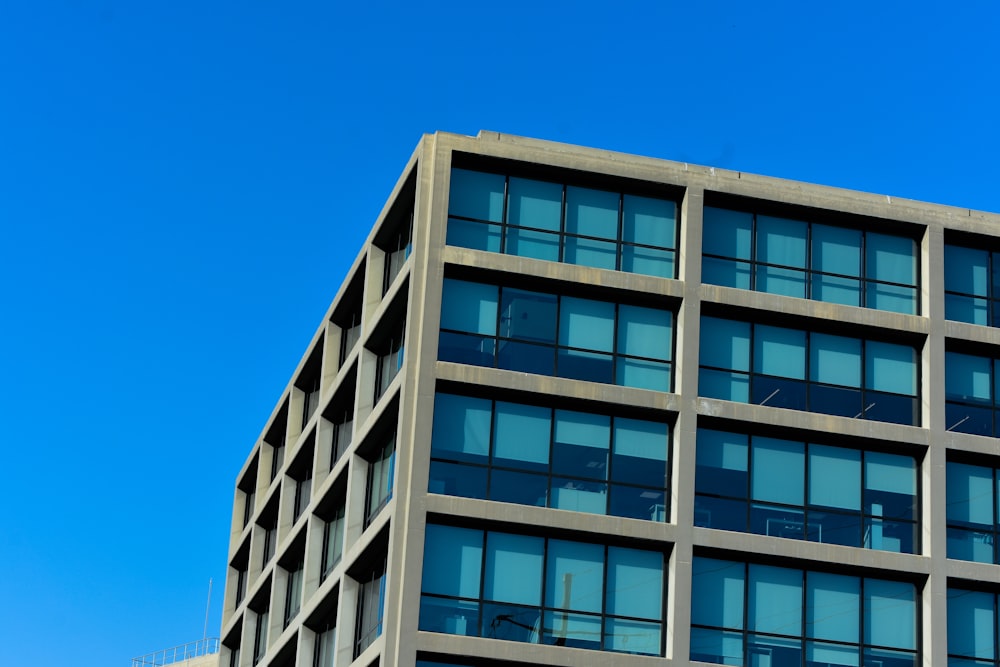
[220,130,1000,667]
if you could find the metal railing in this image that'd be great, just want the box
[130,638,220,667]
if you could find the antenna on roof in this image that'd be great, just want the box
[203,578,213,642]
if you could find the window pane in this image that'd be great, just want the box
[557,348,613,384]
[946,246,989,297]
[447,218,502,252]
[696,429,749,497]
[565,236,617,270]
[606,547,663,620]
[449,169,504,221]
[748,564,802,635]
[704,256,752,289]
[867,233,916,286]
[553,410,610,479]
[947,352,993,403]
[757,215,807,268]
[754,325,806,379]
[947,463,994,526]
[441,280,497,335]
[621,245,674,278]
[500,289,557,343]
[867,282,917,315]
[506,227,560,261]
[865,579,916,650]
[493,402,550,470]
[806,572,859,643]
[811,333,862,388]
[508,177,561,231]
[751,437,805,506]
[865,452,917,520]
[946,293,989,326]
[806,641,859,667]
[809,445,861,511]
[617,357,671,392]
[690,627,743,666]
[947,589,996,660]
[700,368,750,402]
[431,394,491,462]
[422,525,483,598]
[865,341,916,396]
[692,557,745,630]
[612,418,668,487]
[757,265,807,298]
[814,274,862,307]
[484,532,543,605]
[566,186,618,240]
[701,317,751,372]
[703,207,752,260]
[623,195,675,248]
[813,224,861,278]
[617,305,671,361]
[546,540,604,613]
[605,618,662,656]
[559,297,615,352]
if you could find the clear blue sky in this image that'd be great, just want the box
[1,2,997,665]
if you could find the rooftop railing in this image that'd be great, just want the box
[130,638,220,667]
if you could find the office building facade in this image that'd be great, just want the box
[220,130,1000,667]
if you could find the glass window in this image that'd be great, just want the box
[947,461,1000,563]
[945,244,992,326]
[430,392,670,522]
[446,168,677,278]
[948,588,997,663]
[691,558,918,666]
[699,317,919,425]
[355,565,386,657]
[695,428,918,553]
[946,351,1000,436]
[420,525,664,656]
[702,206,918,314]
[365,435,395,526]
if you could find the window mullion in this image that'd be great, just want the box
[500,175,510,254]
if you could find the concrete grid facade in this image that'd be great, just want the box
[220,130,1000,667]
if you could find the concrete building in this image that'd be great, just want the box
[220,130,1000,667]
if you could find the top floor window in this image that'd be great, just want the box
[382,216,412,295]
[702,206,918,315]
[448,168,677,279]
[945,244,1000,326]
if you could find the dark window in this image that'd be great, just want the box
[294,472,312,523]
[253,609,269,665]
[946,351,1000,436]
[365,435,395,527]
[382,216,413,295]
[355,564,386,658]
[694,428,918,553]
[321,505,346,580]
[284,563,303,628]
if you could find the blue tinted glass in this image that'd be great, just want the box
[865,579,916,650]
[623,195,675,248]
[441,279,497,335]
[423,525,483,598]
[559,297,614,352]
[806,572,859,643]
[751,437,805,505]
[691,557,745,629]
[811,333,862,388]
[699,369,750,402]
[606,547,662,619]
[866,341,917,396]
[500,288,557,343]
[947,527,995,563]
[557,348,613,383]
[947,589,996,659]
[564,236,617,270]
[618,357,670,391]
[428,461,487,498]
[546,540,604,613]
[867,233,917,285]
[704,256,752,289]
[612,418,667,487]
[550,479,607,514]
[703,207,752,260]
[754,325,806,379]
[449,169,504,221]
[865,452,916,520]
[946,246,990,297]
[617,305,671,361]
[507,177,562,231]
[757,215,807,268]
[696,429,748,496]
[701,317,751,372]
[431,394,491,461]
[812,224,861,278]
[553,410,610,479]
[947,352,993,402]
[506,227,560,261]
[748,564,802,635]
[605,617,662,656]
[490,469,548,507]
[493,402,550,470]
[867,282,917,315]
[621,245,674,278]
[690,628,743,665]
[757,265,807,298]
[447,218,502,252]
[947,462,994,525]
[947,293,990,326]
[484,532,543,605]
[809,445,861,511]
[566,186,618,240]
[814,274,862,307]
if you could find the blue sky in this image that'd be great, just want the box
[1,2,998,665]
